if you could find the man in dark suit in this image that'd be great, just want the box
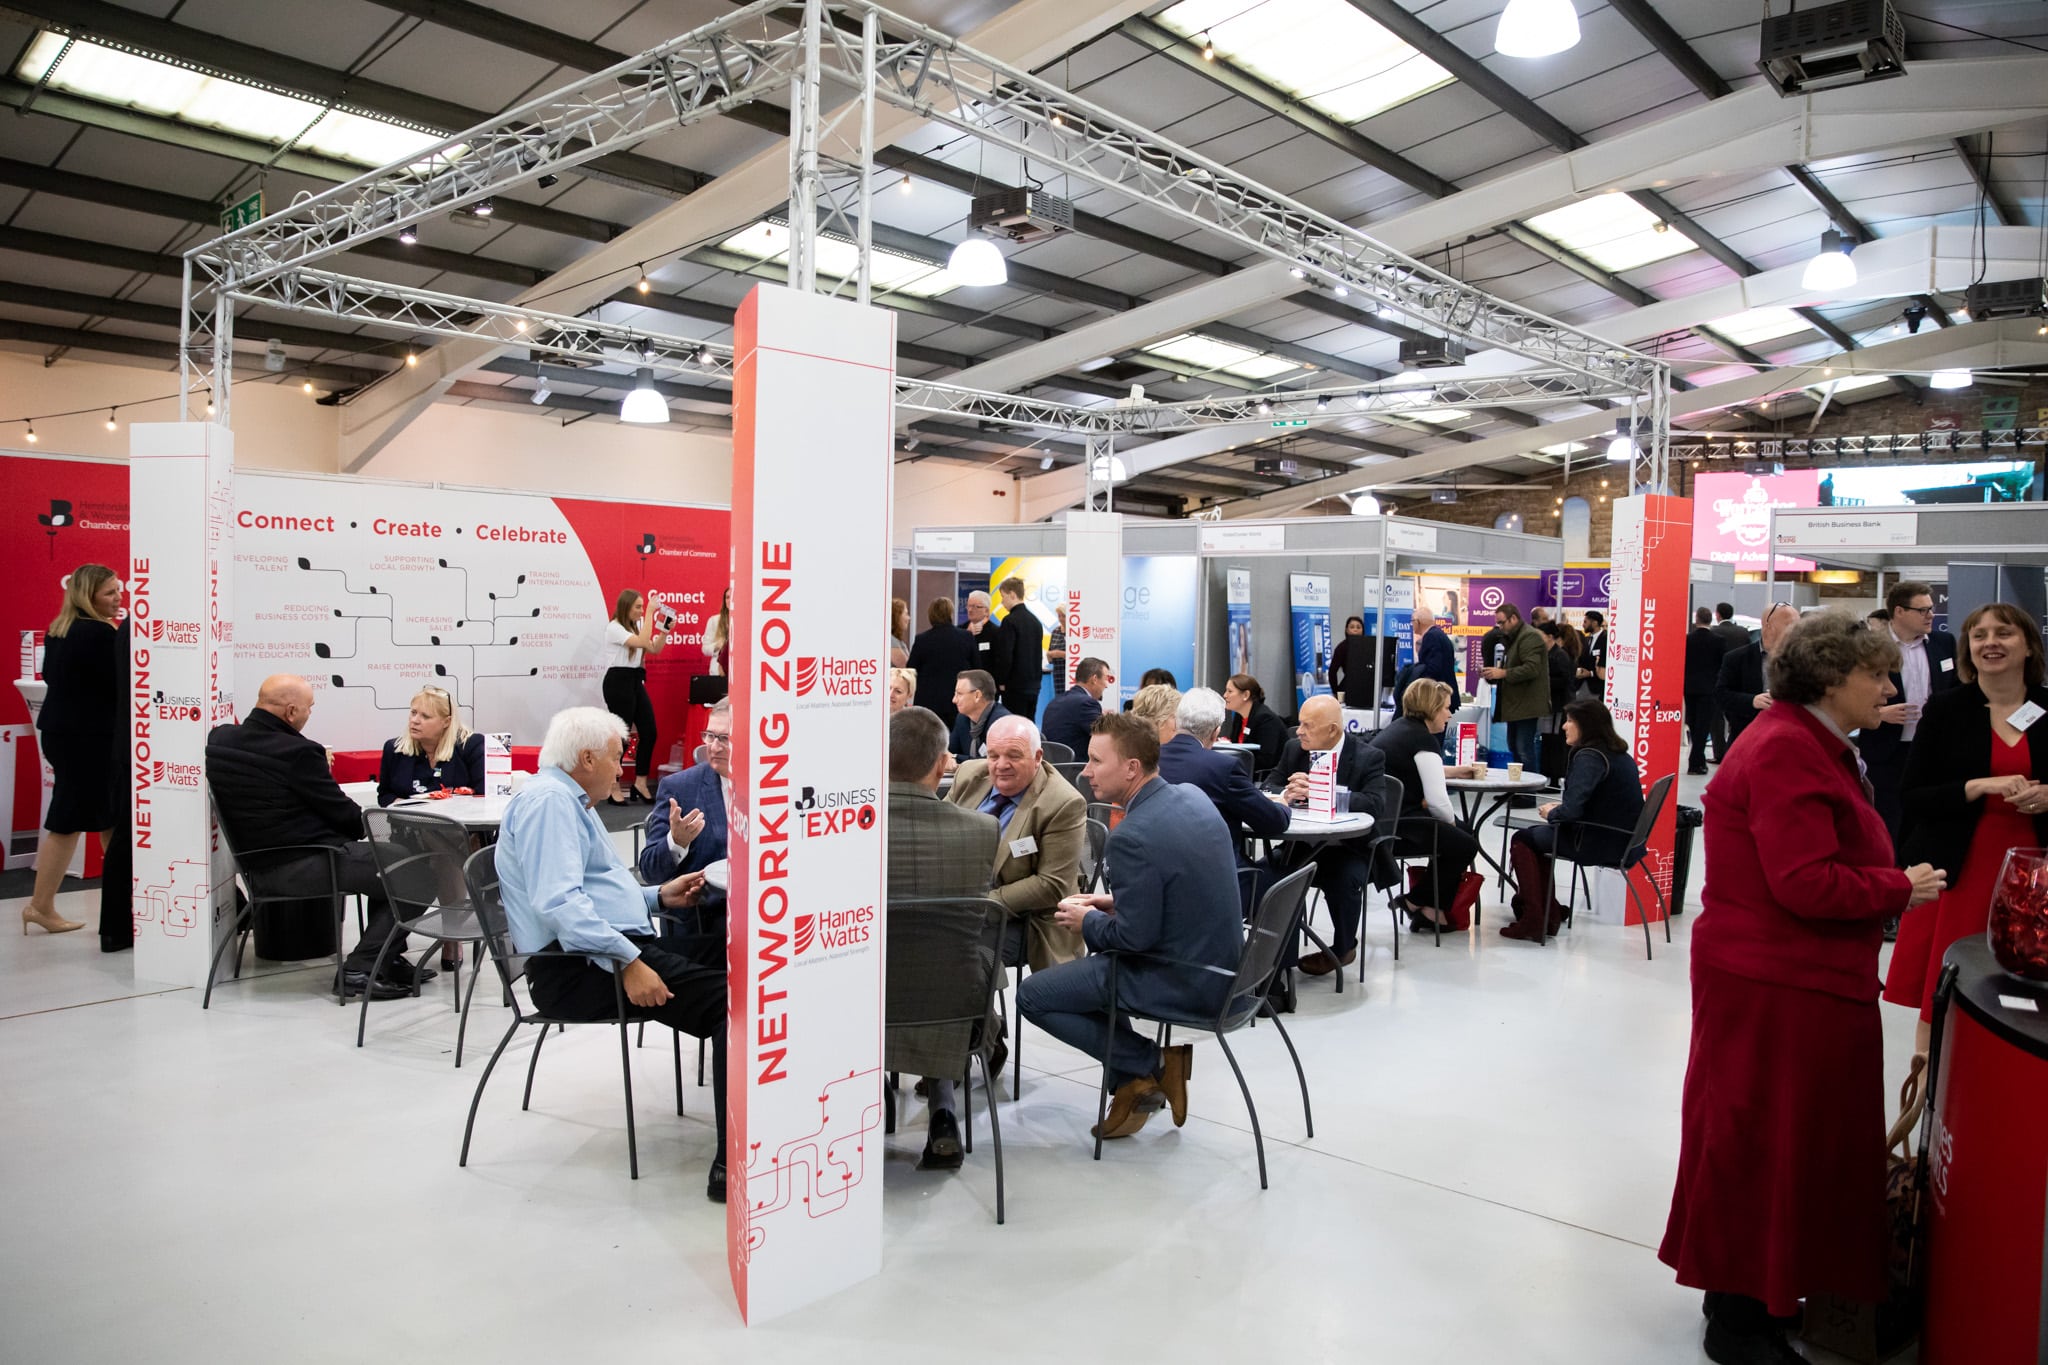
[204,674,411,1000]
[1707,603,1750,759]
[949,669,1010,759]
[1261,694,1388,975]
[1042,656,1110,757]
[1160,687,1288,843]
[886,706,1000,1171]
[1859,580,1961,848]
[992,576,1046,721]
[1411,606,1458,691]
[1717,602,1797,749]
[640,697,731,964]
[1022,713,1243,1140]
[1684,607,1728,775]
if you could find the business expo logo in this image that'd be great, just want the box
[791,783,878,837]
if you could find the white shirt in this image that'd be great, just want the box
[1893,628,1929,741]
[601,618,641,670]
[1412,749,1459,826]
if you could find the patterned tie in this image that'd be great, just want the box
[980,790,1015,831]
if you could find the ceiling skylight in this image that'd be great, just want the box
[1805,373,1891,397]
[1524,194,1698,273]
[1536,440,1586,455]
[1141,332,1297,381]
[1157,0,1454,124]
[717,222,954,298]
[16,32,453,170]
[1707,307,1809,347]
[1401,407,1471,425]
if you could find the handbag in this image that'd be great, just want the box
[1405,867,1484,931]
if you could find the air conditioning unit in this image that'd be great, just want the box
[1758,0,1906,96]
[969,187,1074,244]
[1399,337,1466,369]
[1964,277,2048,321]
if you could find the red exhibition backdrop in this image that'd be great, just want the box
[1605,492,1691,924]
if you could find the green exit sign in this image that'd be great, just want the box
[222,190,264,232]
[1270,418,1308,428]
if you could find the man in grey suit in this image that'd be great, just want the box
[886,706,1000,1172]
[1022,713,1244,1142]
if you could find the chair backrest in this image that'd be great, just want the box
[884,895,1007,1034]
[1625,774,1677,866]
[1071,768,1097,806]
[1364,774,1406,887]
[363,807,472,923]
[461,844,529,1004]
[1041,739,1075,766]
[1221,864,1315,1029]
[1052,760,1086,790]
[1082,817,1111,891]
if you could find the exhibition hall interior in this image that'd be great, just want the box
[4,0,2048,1359]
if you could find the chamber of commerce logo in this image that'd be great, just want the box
[37,499,72,557]
[794,655,878,698]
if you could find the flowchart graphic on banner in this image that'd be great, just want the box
[1605,494,1690,924]
[726,285,893,1324]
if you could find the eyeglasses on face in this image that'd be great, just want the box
[701,731,734,746]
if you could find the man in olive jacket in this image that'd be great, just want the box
[946,713,1088,970]
[1481,603,1549,776]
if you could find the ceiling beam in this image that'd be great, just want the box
[0,318,385,385]
[1953,135,2021,228]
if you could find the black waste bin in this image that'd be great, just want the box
[250,889,339,961]
[1670,804,1703,915]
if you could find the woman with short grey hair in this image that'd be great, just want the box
[1766,607,1902,704]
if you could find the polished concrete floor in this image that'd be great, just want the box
[2,775,1920,1362]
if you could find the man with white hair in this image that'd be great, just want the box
[1158,687,1289,843]
[962,589,1011,682]
[497,706,729,1202]
[1411,606,1457,691]
[946,712,1087,970]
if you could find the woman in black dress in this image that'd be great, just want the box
[26,564,124,935]
[1222,672,1288,774]
[905,597,977,726]
[377,686,486,806]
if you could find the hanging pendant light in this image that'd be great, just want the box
[946,237,1007,287]
[1800,228,1858,292]
[619,369,670,423]
[1495,0,1580,59]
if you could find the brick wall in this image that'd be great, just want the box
[1385,375,2048,573]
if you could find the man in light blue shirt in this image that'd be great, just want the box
[498,706,728,1201]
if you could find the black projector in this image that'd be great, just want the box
[1964,278,2047,321]
[1758,0,1906,96]
[1399,337,1466,369]
[969,187,1074,244]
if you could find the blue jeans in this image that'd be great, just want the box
[1019,954,1160,1090]
[1506,717,1540,772]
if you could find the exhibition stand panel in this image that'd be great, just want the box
[1768,503,2048,623]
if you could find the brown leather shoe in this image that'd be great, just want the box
[1297,950,1338,976]
[1156,1044,1194,1127]
[1092,1077,1164,1139]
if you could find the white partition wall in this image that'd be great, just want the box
[725,285,893,1323]
[1064,510,1124,690]
[128,422,238,988]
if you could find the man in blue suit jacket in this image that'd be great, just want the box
[1158,687,1287,843]
[1021,713,1244,1142]
[1041,656,1110,757]
[640,698,731,964]
[1411,606,1457,691]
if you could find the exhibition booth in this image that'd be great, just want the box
[1766,500,2048,623]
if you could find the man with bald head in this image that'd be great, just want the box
[1261,694,1389,975]
[205,674,412,1000]
[947,712,1088,970]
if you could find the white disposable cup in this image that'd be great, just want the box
[1506,762,1524,782]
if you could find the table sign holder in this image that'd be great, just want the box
[483,732,513,796]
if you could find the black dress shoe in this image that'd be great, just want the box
[342,970,411,1001]
[987,1036,1009,1080]
[706,1158,727,1203]
[1702,1318,1804,1365]
[918,1110,964,1171]
[381,959,437,987]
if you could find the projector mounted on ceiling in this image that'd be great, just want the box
[969,188,1074,244]
[1758,0,1907,97]
[1964,278,2048,321]
[1399,337,1466,369]
[1254,458,1300,477]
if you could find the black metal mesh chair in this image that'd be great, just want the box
[204,782,348,1009]
[458,845,685,1180]
[358,808,489,1063]
[884,895,1012,1223]
[1052,760,1086,790]
[1361,775,1425,966]
[1560,773,1677,960]
[1041,740,1075,766]
[1090,863,1316,1189]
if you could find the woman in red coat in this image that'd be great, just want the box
[1660,610,1946,1365]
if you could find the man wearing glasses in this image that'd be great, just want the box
[640,697,733,964]
[1858,582,1959,849]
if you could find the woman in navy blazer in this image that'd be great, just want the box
[1503,697,1642,942]
[376,686,486,806]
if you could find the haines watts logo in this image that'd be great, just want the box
[141,617,202,646]
[792,904,876,956]
[795,655,878,697]
[792,783,878,838]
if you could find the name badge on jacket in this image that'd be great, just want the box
[1939,657,1955,672]
[1009,835,1038,859]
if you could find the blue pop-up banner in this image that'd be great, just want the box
[1289,572,1332,707]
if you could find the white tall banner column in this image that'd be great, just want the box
[1063,510,1123,697]
[726,285,894,1323]
[129,422,237,987]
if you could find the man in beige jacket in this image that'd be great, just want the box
[947,713,1087,970]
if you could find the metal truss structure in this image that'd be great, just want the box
[1677,429,2048,459]
[180,0,1671,491]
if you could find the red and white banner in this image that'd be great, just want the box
[1605,493,1690,925]
[128,423,239,987]
[726,284,894,1323]
[1063,510,1122,694]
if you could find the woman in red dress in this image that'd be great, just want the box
[1660,611,1945,1365]
[1890,603,2048,1044]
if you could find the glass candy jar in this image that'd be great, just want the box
[1988,848,2048,983]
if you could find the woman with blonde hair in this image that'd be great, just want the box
[888,667,917,714]
[26,564,125,935]
[1126,682,1181,743]
[701,586,732,677]
[1370,679,1485,934]
[601,588,668,805]
[376,686,486,807]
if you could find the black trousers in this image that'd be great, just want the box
[1864,747,1906,856]
[264,840,400,972]
[602,666,657,784]
[1685,691,1719,771]
[1311,843,1376,955]
[1001,684,1038,722]
[1392,813,1481,910]
[528,936,728,1149]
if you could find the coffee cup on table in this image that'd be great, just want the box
[1506,762,1524,782]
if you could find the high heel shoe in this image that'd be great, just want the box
[22,905,85,935]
